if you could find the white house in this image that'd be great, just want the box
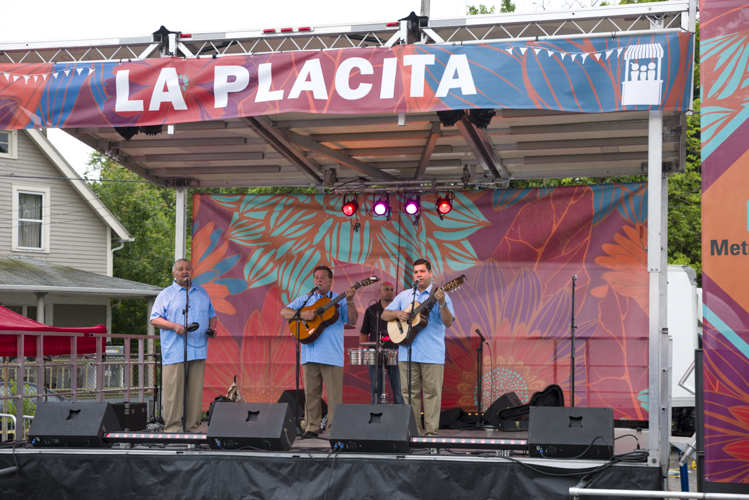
[0,129,161,330]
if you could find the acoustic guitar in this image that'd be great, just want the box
[288,277,379,344]
[387,275,466,346]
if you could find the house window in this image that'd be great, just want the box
[0,130,17,159]
[12,185,51,253]
[18,193,43,248]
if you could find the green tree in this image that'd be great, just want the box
[467,1,516,14]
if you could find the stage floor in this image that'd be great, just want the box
[0,427,661,500]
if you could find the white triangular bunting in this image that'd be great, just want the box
[33,75,38,82]
[42,74,47,81]
[506,47,512,54]
[533,47,542,55]
[571,54,578,61]
[2,73,7,81]
[53,72,59,79]
[593,53,602,60]
[605,49,614,59]
[87,68,94,75]
[13,75,19,82]
[519,47,527,55]
[617,47,623,56]
[76,68,84,75]
[64,70,70,76]
[561,53,567,60]
[581,54,589,63]
[547,49,554,57]
[23,75,29,83]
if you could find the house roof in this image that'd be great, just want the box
[23,129,133,242]
[0,256,163,297]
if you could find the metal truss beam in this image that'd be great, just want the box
[285,131,399,181]
[414,122,441,180]
[240,116,322,184]
[456,115,508,179]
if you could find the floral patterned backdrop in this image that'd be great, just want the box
[193,183,649,420]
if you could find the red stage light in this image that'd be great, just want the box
[342,197,359,217]
[436,196,452,215]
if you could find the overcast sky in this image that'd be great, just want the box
[0,0,590,176]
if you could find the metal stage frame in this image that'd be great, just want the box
[0,0,699,488]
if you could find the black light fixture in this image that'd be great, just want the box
[404,195,420,216]
[341,195,359,217]
[373,194,391,220]
[435,192,454,220]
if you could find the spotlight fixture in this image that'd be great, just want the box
[341,195,359,217]
[373,195,391,218]
[436,192,454,220]
[404,195,421,216]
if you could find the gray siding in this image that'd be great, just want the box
[53,304,106,328]
[0,131,109,275]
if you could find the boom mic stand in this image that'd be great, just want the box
[569,275,578,408]
[375,310,388,405]
[406,281,419,407]
[181,278,190,433]
[290,288,316,435]
[474,328,487,430]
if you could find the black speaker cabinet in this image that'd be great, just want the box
[110,402,148,431]
[484,391,522,428]
[29,401,121,447]
[207,402,296,451]
[277,389,327,419]
[528,406,614,460]
[329,404,417,453]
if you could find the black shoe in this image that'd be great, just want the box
[301,431,319,439]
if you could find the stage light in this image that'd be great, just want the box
[341,195,359,217]
[373,195,390,217]
[436,193,453,219]
[404,195,420,216]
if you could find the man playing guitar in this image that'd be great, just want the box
[280,265,358,438]
[381,259,454,436]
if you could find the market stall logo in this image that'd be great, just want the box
[621,43,664,106]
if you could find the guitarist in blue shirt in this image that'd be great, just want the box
[381,259,454,436]
[281,265,358,438]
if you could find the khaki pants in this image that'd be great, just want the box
[303,362,343,434]
[399,361,444,436]
[162,359,206,433]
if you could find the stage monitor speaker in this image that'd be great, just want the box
[528,406,614,460]
[329,404,417,453]
[29,401,120,448]
[207,402,295,451]
[484,391,522,428]
[277,389,327,419]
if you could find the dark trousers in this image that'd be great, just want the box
[369,363,404,404]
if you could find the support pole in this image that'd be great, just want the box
[175,186,187,260]
[647,109,668,473]
[35,292,46,324]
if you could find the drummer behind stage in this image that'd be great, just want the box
[280,265,358,438]
[359,281,404,405]
[381,259,454,437]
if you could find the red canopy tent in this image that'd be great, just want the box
[0,305,105,357]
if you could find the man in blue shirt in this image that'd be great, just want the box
[381,259,454,436]
[280,265,358,438]
[150,259,217,433]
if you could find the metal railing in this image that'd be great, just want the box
[0,330,160,441]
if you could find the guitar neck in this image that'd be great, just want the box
[413,288,440,316]
[318,291,347,313]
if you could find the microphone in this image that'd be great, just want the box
[572,275,577,281]
[412,279,420,289]
[475,328,486,343]
[206,328,216,338]
[186,322,200,332]
[308,285,319,295]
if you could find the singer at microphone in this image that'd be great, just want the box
[308,285,319,295]
[149,258,218,433]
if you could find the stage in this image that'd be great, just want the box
[0,428,661,499]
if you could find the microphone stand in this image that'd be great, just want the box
[474,329,487,430]
[375,310,387,405]
[569,275,578,408]
[406,281,419,407]
[181,278,190,433]
[290,289,316,435]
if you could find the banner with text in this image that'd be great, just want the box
[0,33,692,129]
